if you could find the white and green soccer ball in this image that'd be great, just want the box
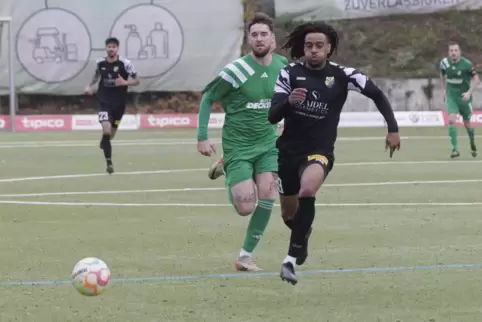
[71,257,111,296]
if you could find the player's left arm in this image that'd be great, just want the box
[465,62,480,96]
[125,60,140,86]
[346,67,400,156]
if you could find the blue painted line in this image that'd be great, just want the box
[1,263,481,287]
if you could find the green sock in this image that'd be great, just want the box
[241,199,274,253]
[449,125,458,150]
[467,127,476,150]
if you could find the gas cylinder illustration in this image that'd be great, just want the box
[147,23,169,58]
[122,22,169,60]
[124,24,142,59]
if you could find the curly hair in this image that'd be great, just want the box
[282,22,339,60]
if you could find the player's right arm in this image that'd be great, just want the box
[439,58,448,101]
[197,65,239,156]
[268,65,306,124]
[84,59,102,95]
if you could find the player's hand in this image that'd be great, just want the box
[197,140,216,156]
[461,92,471,102]
[288,88,307,106]
[385,132,401,158]
[115,75,128,87]
[84,85,93,96]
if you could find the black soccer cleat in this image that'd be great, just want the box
[280,262,297,285]
[296,226,313,266]
[106,162,114,175]
[472,150,478,158]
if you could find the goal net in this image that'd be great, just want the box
[0,16,16,132]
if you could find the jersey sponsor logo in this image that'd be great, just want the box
[294,90,329,119]
[325,76,335,88]
[446,78,463,84]
[261,72,268,78]
[307,154,328,165]
[246,99,271,110]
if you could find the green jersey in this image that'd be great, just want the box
[440,56,476,97]
[203,53,288,160]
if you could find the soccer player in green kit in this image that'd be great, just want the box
[440,41,480,158]
[197,12,288,272]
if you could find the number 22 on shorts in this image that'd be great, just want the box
[98,111,109,122]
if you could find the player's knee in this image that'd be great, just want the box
[298,187,317,198]
[234,201,256,216]
[463,120,471,128]
[231,185,257,216]
[448,115,457,125]
[257,181,277,200]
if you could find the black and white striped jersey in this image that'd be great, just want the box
[94,56,137,105]
[269,61,397,156]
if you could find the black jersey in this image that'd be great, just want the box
[94,56,137,105]
[268,61,398,157]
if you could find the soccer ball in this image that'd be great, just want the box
[71,257,111,296]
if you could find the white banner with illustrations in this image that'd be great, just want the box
[0,0,243,94]
[274,0,482,22]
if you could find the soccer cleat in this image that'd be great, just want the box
[235,255,263,272]
[208,158,225,180]
[471,143,477,158]
[106,162,114,175]
[280,262,297,285]
[296,227,313,266]
[450,149,460,159]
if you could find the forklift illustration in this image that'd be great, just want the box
[30,27,78,64]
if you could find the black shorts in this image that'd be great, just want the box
[277,152,334,196]
[98,103,126,129]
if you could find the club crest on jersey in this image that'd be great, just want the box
[325,76,335,88]
[113,66,119,72]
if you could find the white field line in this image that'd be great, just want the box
[1,179,482,198]
[0,201,480,207]
[1,160,481,184]
[0,140,222,149]
[0,135,464,149]
[0,169,206,183]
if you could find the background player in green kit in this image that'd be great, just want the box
[197,13,288,272]
[440,41,480,158]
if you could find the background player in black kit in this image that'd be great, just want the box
[268,22,401,285]
[84,37,139,174]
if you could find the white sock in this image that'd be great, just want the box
[239,249,252,258]
[283,255,296,267]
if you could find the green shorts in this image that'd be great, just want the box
[446,96,473,121]
[224,148,278,189]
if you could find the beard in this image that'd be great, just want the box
[252,47,271,58]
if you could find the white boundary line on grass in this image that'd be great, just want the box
[0,200,480,207]
[1,160,482,183]
[1,179,482,198]
[0,135,468,149]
